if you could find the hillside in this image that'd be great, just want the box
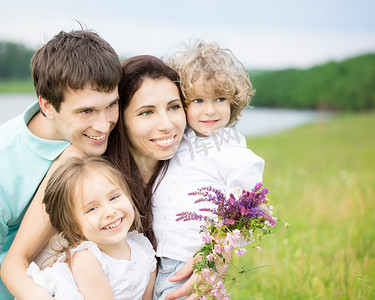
[249,54,375,111]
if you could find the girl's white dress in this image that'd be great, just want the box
[26,231,156,300]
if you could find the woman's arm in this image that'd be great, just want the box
[0,145,84,299]
[142,270,156,300]
[70,249,114,300]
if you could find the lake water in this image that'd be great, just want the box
[0,93,331,137]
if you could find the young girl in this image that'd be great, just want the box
[26,156,156,300]
[152,41,265,298]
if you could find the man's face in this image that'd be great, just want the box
[50,86,119,156]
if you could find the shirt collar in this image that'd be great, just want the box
[22,101,71,161]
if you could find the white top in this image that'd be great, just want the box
[152,127,265,262]
[26,231,156,300]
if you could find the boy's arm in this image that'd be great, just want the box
[70,249,114,300]
[142,270,156,300]
[0,145,84,299]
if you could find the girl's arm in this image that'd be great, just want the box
[0,145,84,299]
[70,249,114,300]
[142,270,156,300]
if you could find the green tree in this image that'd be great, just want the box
[0,41,35,79]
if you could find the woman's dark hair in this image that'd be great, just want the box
[105,55,183,250]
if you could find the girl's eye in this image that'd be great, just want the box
[217,97,226,102]
[192,99,203,104]
[110,195,119,201]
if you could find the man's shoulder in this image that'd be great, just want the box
[0,114,24,152]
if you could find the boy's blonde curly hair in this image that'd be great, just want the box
[168,40,254,126]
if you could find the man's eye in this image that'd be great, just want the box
[108,101,118,108]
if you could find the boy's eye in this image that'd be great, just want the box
[87,207,97,213]
[217,98,226,102]
[192,99,203,104]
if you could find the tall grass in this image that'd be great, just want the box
[226,112,375,299]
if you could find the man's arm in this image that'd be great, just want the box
[1,145,84,299]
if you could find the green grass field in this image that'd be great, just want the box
[226,112,375,299]
[0,80,34,93]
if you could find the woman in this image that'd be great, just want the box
[105,55,186,252]
[1,55,187,299]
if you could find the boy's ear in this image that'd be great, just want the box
[39,96,55,119]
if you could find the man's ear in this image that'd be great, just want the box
[39,96,55,119]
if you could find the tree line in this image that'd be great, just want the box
[1,40,374,111]
[250,53,375,111]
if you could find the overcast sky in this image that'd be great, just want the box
[1,0,374,70]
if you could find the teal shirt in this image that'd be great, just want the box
[0,101,71,299]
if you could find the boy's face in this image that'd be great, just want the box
[49,86,119,156]
[186,80,231,137]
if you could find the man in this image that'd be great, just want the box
[0,29,121,299]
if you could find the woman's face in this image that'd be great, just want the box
[124,77,186,167]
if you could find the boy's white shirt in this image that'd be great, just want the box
[152,126,265,262]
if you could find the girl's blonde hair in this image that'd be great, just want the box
[43,156,142,263]
[168,40,255,125]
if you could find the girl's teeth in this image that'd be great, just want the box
[103,219,121,230]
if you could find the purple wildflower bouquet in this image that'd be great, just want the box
[176,183,277,300]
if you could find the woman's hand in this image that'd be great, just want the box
[165,257,199,300]
[165,251,232,300]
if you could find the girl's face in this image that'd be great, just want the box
[124,77,186,167]
[74,171,134,253]
[186,80,231,137]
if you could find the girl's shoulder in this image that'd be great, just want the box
[126,231,156,270]
[126,231,155,254]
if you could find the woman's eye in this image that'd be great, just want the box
[192,99,203,104]
[169,104,181,111]
[217,97,226,102]
[140,110,152,116]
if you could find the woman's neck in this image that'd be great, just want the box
[133,155,158,185]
